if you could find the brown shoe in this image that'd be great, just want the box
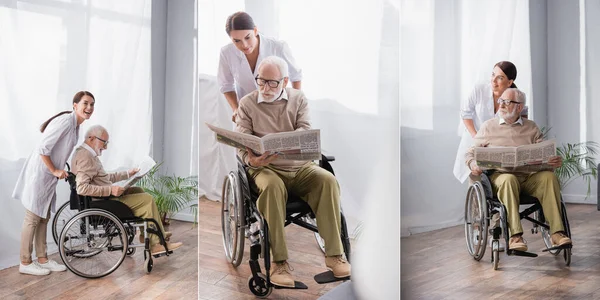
[325,255,351,278]
[140,231,172,244]
[150,241,182,255]
[509,234,528,251]
[269,261,295,288]
[551,232,572,247]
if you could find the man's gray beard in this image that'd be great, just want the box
[498,109,518,122]
[258,88,282,103]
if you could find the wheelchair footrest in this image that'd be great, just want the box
[507,249,538,257]
[542,244,573,252]
[152,250,173,258]
[273,281,308,290]
[314,271,351,284]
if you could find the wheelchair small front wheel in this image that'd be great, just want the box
[126,247,136,256]
[145,253,153,273]
[248,274,272,298]
[492,240,500,270]
[564,248,571,266]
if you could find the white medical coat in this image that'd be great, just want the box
[453,83,529,183]
[12,112,79,218]
[217,33,302,101]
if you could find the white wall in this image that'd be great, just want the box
[151,0,167,163]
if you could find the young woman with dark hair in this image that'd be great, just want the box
[218,11,303,122]
[12,91,95,275]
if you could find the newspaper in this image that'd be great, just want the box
[113,156,157,189]
[474,139,557,172]
[206,123,321,161]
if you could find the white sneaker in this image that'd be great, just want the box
[37,259,67,272]
[19,262,51,276]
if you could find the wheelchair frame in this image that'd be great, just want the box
[52,169,173,278]
[464,172,572,270]
[221,155,352,298]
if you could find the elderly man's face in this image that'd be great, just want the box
[92,131,109,156]
[256,64,288,102]
[497,90,522,121]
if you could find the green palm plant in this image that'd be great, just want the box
[136,162,198,226]
[541,127,599,197]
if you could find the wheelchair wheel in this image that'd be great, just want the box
[464,182,488,261]
[52,201,78,246]
[248,273,272,298]
[58,209,128,278]
[561,201,572,266]
[301,216,326,254]
[221,172,245,267]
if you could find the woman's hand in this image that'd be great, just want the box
[247,147,278,167]
[52,169,68,179]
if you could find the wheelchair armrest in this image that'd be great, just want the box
[321,155,335,162]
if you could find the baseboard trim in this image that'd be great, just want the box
[170,211,196,223]
[562,193,597,205]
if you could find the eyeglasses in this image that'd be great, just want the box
[93,136,109,147]
[255,76,283,88]
[497,98,521,105]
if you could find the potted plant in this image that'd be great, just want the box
[541,127,599,197]
[136,162,199,227]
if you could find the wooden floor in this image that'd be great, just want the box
[198,198,344,300]
[402,203,600,300]
[0,219,198,300]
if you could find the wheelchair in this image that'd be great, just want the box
[51,166,173,278]
[221,155,352,298]
[464,171,572,270]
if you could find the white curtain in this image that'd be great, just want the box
[0,0,152,270]
[400,0,532,235]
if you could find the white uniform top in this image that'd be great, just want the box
[453,83,529,183]
[217,33,302,101]
[12,112,79,218]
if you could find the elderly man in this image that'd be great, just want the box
[466,88,572,252]
[71,125,182,255]
[236,55,350,287]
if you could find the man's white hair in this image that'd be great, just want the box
[85,124,107,138]
[258,55,289,78]
[506,88,526,104]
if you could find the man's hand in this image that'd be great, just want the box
[470,161,483,176]
[52,169,68,179]
[247,147,278,167]
[232,109,238,123]
[111,185,125,197]
[548,155,562,168]
[128,168,140,177]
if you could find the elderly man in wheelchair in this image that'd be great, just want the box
[464,88,572,268]
[231,55,351,289]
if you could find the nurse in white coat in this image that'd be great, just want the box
[12,91,95,275]
[453,61,528,183]
[218,11,302,122]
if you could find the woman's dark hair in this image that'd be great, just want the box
[494,61,518,88]
[40,91,95,133]
[225,11,255,35]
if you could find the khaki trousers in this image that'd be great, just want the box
[20,209,51,264]
[248,163,343,262]
[490,171,564,236]
[117,187,166,246]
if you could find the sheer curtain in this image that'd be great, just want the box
[0,0,152,270]
[400,0,532,235]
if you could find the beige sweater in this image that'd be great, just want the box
[236,87,311,172]
[465,117,543,174]
[71,146,129,197]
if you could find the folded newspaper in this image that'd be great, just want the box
[474,139,557,172]
[206,123,321,161]
[113,156,157,189]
